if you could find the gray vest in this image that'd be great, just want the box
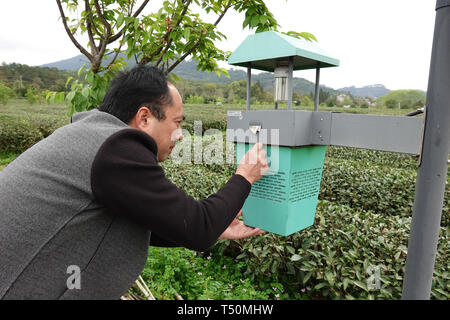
[0,109,151,299]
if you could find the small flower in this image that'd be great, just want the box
[229,284,234,289]
[222,265,226,270]
[240,279,245,284]
[272,286,277,291]
[275,294,280,300]
[243,289,247,292]
[207,256,211,260]
[198,272,202,276]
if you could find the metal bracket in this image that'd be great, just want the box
[311,112,332,145]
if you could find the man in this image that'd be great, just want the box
[0,65,268,300]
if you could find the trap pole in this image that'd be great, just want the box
[402,0,450,299]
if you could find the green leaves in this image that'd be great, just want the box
[283,31,318,42]
[290,254,301,262]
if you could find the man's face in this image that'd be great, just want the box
[131,83,185,162]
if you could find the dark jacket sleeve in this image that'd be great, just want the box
[91,129,251,252]
[149,232,182,248]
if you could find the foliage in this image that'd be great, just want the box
[213,200,448,300]
[0,115,44,153]
[377,90,426,109]
[385,98,398,109]
[160,151,448,300]
[139,246,290,300]
[0,63,77,93]
[300,95,313,107]
[24,87,43,105]
[1,102,446,300]
[0,82,15,105]
[52,0,316,116]
[0,100,69,153]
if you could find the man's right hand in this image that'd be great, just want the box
[235,143,269,184]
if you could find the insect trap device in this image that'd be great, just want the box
[226,31,339,236]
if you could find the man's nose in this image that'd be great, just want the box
[172,128,183,141]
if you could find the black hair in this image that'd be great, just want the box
[98,65,173,123]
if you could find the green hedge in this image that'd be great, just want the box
[0,114,67,153]
[0,115,44,153]
[161,151,449,300]
[212,200,449,300]
[325,146,418,171]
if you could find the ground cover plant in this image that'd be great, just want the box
[0,101,447,299]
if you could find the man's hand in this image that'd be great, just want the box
[219,210,266,240]
[235,143,269,184]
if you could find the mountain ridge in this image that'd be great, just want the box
[40,54,391,98]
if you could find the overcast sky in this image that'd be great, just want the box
[0,0,437,91]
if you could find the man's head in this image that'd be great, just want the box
[99,65,184,162]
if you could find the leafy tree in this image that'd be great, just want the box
[377,89,426,110]
[385,98,398,109]
[318,89,330,104]
[360,102,369,109]
[0,63,76,94]
[300,94,312,107]
[325,97,335,107]
[53,0,315,115]
[0,82,15,105]
[25,87,41,105]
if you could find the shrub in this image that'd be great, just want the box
[0,114,68,153]
[0,115,44,153]
[0,83,15,105]
[325,146,418,170]
[319,159,417,217]
[385,99,398,109]
[160,143,449,300]
[212,200,449,300]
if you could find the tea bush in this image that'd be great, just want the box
[325,146,418,171]
[212,200,449,300]
[0,115,44,153]
[0,114,68,153]
[161,150,449,300]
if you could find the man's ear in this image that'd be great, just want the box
[130,106,153,130]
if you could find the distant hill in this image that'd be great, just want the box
[337,84,390,98]
[41,55,92,71]
[40,54,338,95]
[0,62,76,92]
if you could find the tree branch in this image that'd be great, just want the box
[166,0,232,73]
[214,0,232,27]
[84,0,99,55]
[56,0,93,62]
[93,0,112,35]
[107,33,126,69]
[154,0,192,67]
[107,0,150,44]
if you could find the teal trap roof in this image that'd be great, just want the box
[228,30,339,72]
